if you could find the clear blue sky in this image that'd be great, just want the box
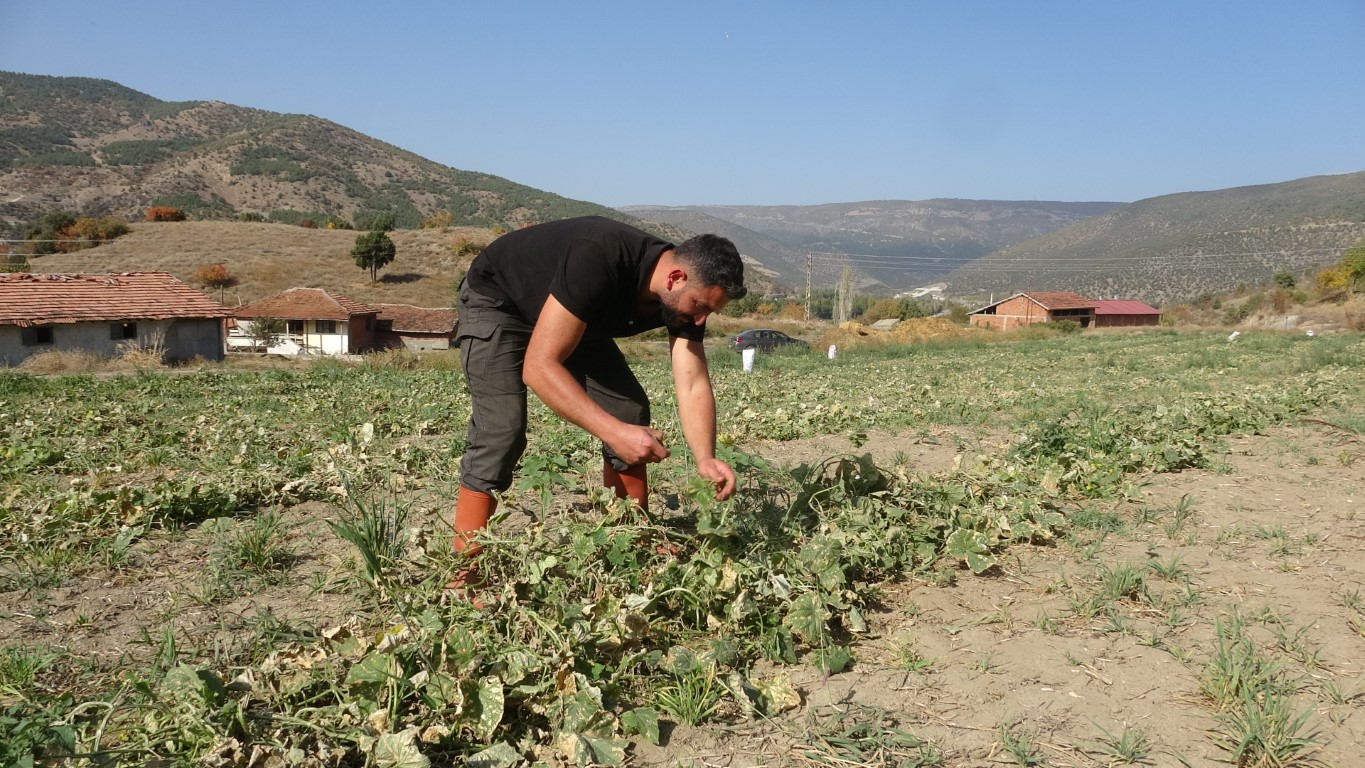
[4,1,1363,207]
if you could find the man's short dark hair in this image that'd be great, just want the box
[674,234,747,300]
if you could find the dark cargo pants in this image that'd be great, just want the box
[456,280,651,493]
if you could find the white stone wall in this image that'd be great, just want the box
[228,319,351,356]
[0,318,223,366]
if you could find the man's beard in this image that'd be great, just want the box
[659,294,685,327]
[660,303,680,327]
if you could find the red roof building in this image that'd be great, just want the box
[0,272,229,365]
[372,304,459,352]
[229,288,378,355]
[969,291,1097,330]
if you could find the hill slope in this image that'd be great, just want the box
[22,221,490,308]
[946,172,1365,304]
[0,71,647,234]
[624,200,1119,291]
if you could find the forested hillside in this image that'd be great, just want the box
[0,72,646,235]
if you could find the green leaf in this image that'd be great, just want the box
[475,676,505,742]
[847,605,868,633]
[945,528,997,573]
[371,727,430,768]
[813,645,853,674]
[467,742,521,768]
[965,548,997,575]
[620,707,660,745]
[660,645,700,675]
[346,651,398,692]
[784,592,830,645]
[583,735,626,766]
[420,671,462,711]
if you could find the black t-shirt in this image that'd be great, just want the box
[466,216,705,341]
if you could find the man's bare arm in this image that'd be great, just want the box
[524,295,669,465]
[670,334,736,499]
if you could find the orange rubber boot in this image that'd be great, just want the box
[448,486,496,597]
[604,461,649,514]
[454,485,496,556]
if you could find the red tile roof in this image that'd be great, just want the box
[373,304,458,334]
[234,288,376,320]
[0,272,231,327]
[1093,300,1161,315]
[1024,291,1096,310]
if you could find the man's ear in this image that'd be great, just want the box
[665,267,688,291]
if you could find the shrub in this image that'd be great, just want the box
[1315,266,1349,296]
[861,298,903,323]
[11,150,95,167]
[238,212,265,223]
[268,210,329,226]
[421,211,453,229]
[144,206,186,222]
[22,210,77,254]
[193,264,237,297]
[54,217,130,252]
[1,250,29,274]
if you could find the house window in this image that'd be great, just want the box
[316,320,338,334]
[110,322,138,340]
[286,320,304,335]
[21,326,54,346]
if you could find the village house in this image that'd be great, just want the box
[0,271,230,366]
[969,291,1097,330]
[230,287,378,356]
[372,304,459,352]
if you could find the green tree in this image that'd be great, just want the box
[1272,270,1296,289]
[720,293,762,317]
[249,316,285,351]
[22,210,77,255]
[356,212,396,232]
[1343,240,1365,294]
[352,229,396,281]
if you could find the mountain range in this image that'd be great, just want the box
[4,70,1363,304]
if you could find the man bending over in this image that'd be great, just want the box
[452,215,747,582]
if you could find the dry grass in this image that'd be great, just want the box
[24,221,495,309]
[17,349,109,374]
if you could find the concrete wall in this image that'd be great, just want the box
[0,318,224,366]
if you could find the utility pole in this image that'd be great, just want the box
[804,252,813,321]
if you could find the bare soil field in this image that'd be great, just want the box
[7,419,1362,766]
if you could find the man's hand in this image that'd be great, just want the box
[607,424,671,465]
[696,457,737,500]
